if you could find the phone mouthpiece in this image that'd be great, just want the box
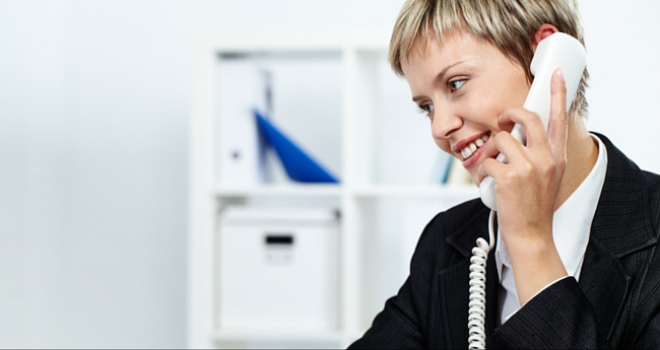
[479,176,497,210]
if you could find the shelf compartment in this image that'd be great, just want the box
[215,50,343,189]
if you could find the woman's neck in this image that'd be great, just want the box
[554,115,599,210]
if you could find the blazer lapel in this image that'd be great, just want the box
[577,238,630,341]
[437,258,470,348]
[579,133,658,342]
[441,205,499,348]
[485,252,500,336]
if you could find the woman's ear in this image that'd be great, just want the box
[531,24,560,51]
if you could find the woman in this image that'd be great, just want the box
[349,0,660,348]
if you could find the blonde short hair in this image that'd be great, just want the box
[389,0,589,117]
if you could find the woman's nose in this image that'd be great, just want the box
[431,105,462,141]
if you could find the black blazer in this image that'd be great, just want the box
[349,134,660,349]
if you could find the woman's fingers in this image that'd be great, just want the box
[476,131,527,183]
[498,107,547,149]
[547,68,569,165]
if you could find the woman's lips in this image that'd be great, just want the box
[452,132,490,153]
[452,132,491,169]
[461,138,489,169]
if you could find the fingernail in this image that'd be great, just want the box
[555,68,564,81]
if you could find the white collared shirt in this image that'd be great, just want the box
[495,134,608,326]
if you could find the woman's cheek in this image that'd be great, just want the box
[435,139,452,154]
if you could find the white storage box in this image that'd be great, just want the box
[218,206,339,332]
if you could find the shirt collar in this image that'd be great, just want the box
[496,134,609,280]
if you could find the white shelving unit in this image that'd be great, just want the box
[188,28,479,349]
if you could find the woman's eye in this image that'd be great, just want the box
[418,103,434,117]
[449,79,466,92]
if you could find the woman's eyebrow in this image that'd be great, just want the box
[412,60,465,103]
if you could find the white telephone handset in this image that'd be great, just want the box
[479,32,587,211]
[468,33,586,350]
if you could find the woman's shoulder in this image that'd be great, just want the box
[643,170,660,235]
[644,170,660,198]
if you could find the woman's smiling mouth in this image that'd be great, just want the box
[460,134,489,160]
[452,132,491,168]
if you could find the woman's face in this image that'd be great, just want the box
[401,30,531,185]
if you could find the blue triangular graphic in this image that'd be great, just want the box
[254,109,339,183]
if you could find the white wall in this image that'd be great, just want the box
[0,0,404,348]
[580,0,660,174]
[0,0,659,348]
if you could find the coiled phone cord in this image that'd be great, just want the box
[468,209,496,349]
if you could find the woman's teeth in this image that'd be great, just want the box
[461,135,489,160]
